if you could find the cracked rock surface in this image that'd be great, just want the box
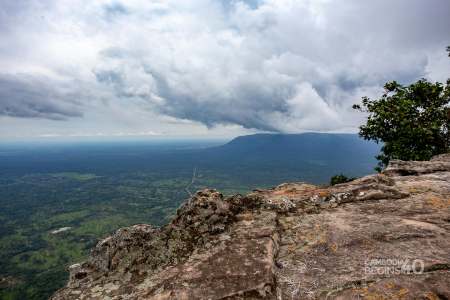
[52,155,450,299]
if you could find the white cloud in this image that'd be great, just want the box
[0,0,449,137]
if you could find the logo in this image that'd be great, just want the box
[364,257,424,275]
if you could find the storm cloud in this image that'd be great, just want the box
[1,0,449,136]
[0,74,83,120]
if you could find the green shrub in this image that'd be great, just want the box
[330,174,355,186]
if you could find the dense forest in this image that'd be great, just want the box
[0,133,379,299]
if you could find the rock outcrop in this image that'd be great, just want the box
[52,155,450,299]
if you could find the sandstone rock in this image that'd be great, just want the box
[52,155,450,300]
[383,155,450,176]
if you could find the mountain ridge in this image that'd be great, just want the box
[214,132,379,156]
[197,132,381,183]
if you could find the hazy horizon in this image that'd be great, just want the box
[0,131,371,146]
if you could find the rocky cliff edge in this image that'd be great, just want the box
[52,155,450,299]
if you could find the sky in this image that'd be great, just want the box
[0,0,449,139]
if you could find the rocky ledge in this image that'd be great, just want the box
[52,155,450,300]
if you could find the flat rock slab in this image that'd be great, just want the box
[133,211,279,300]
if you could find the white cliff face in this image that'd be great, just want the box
[53,155,450,300]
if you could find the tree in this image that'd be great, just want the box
[353,56,450,171]
[330,174,355,186]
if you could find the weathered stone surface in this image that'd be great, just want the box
[383,154,450,176]
[52,155,450,300]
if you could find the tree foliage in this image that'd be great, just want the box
[330,174,355,186]
[353,61,450,171]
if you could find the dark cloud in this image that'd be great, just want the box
[1,0,449,134]
[102,2,129,20]
[0,74,83,120]
[149,69,293,131]
[221,0,261,10]
[92,0,449,132]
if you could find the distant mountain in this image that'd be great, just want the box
[0,133,382,184]
[197,133,381,183]
[214,133,378,160]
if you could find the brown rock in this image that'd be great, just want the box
[52,155,450,300]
